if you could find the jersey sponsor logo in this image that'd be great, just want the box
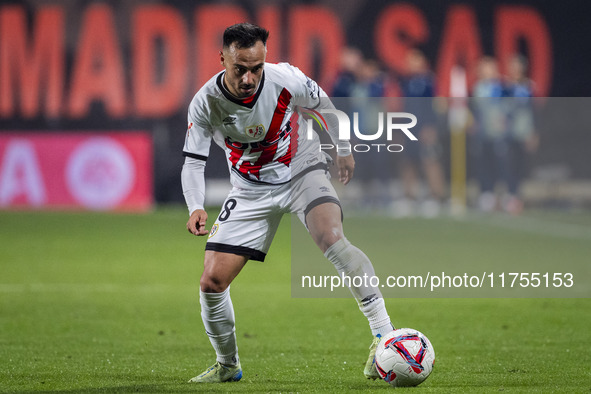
[245,124,265,139]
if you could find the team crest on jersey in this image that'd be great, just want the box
[209,223,219,238]
[245,124,265,138]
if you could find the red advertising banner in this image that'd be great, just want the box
[0,132,152,211]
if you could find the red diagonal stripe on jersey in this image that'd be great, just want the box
[248,88,293,177]
[225,140,245,168]
[267,88,292,140]
[225,88,293,180]
[277,110,299,166]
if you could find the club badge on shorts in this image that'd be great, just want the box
[209,223,219,238]
[245,124,265,138]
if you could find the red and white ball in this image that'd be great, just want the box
[375,328,435,387]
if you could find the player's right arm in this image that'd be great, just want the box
[182,157,208,236]
[182,96,214,236]
[187,209,208,236]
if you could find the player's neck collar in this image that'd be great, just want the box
[217,71,265,109]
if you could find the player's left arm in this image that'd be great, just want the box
[288,65,355,184]
[313,92,355,184]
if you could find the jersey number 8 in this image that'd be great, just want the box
[219,199,237,222]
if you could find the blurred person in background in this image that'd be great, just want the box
[332,49,398,209]
[471,55,539,214]
[502,54,539,215]
[471,56,509,212]
[350,59,397,209]
[332,47,364,97]
[395,49,446,217]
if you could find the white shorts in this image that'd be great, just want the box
[205,169,341,261]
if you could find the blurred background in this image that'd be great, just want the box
[1,0,590,215]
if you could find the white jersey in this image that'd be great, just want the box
[183,62,333,189]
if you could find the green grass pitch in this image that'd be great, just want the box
[0,208,590,392]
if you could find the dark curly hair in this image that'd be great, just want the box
[223,23,269,49]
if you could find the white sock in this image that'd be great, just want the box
[324,238,394,337]
[199,287,239,366]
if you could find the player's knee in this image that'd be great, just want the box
[200,274,228,293]
[315,228,344,253]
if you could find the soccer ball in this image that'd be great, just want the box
[375,328,435,387]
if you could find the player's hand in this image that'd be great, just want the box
[336,154,355,185]
[187,209,209,236]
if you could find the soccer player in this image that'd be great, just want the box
[182,23,393,383]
